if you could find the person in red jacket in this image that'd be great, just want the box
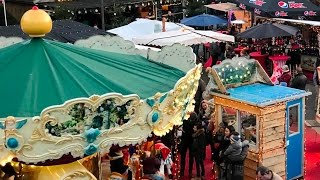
[278,65,292,86]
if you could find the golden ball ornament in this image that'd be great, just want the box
[20,6,52,37]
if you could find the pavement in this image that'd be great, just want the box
[303,82,320,140]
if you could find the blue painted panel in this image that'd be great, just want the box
[227,83,307,106]
[286,98,303,179]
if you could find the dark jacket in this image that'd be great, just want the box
[291,73,308,90]
[181,114,197,147]
[192,128,206,158]
[194,79,206,114]
[225,140,250,180]
[109,152,128,174]
[212,132,225,162]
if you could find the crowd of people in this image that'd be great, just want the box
[179,100,250,180]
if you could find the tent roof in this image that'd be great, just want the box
[107,18,193,41]
[0,38,185,117]
[132,29,235,46]
[236,0,320,17]
[0,20,111,43]
[217,83,311,107]
[273,18,320,26]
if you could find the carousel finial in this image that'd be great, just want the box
[20,6,52,37]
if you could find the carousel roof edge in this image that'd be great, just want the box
[74,35,197,73]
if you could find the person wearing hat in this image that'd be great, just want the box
[278,65,292,86]
[291,67,308,90]
[223,132,242,157]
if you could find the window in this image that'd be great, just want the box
[288,105,299,135]
[218,106,258,147]
[239,111,257,146]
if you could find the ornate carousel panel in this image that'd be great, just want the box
[0,64,201,164]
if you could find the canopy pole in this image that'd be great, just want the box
[101,0,105,31]
[2,0,7,26]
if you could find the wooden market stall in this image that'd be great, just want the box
[205,57,311,180]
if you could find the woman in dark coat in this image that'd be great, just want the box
[216,125,235,179]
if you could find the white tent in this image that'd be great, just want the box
[107,18,193,41]
[132,29,235,46]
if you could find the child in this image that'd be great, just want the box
[192,123,206,179]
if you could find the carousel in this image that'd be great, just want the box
[0,6,201,180]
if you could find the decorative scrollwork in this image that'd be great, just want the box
[63,170,96,180]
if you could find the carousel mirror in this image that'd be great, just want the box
[45,98,136,137]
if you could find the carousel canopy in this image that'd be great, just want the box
[0,38,185,117]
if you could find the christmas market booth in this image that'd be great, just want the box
[0,7,201,179]
[204,57,311,180]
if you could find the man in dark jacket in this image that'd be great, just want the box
[180,112,197,177]
[291,67,308,90]
[194,79,206,114]
[192,123,206,179]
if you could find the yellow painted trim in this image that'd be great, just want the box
[214,96,261,115]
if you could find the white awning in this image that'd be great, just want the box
[273,18,320,26]
[107,18,193,41]
[205,3,239,12]
[132,29,235,47]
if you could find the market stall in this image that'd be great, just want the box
[273,18,320,79]
[205,57,311,180]
[205,2,252,32]
[0,7,201,179]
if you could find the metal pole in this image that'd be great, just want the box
[2,0,8,26]
[182,0,186,19]
[101,0,105,31]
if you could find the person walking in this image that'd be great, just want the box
[180,112,197,177]
[290,67,307,90]
[192,123,206,179]
[313,57,320,113]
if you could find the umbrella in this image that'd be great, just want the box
[237,23,298,39]
[231,20,246,24]
[181,14,227,27]
[235,0,320,17]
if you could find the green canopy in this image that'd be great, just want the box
[0,38,185,117]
